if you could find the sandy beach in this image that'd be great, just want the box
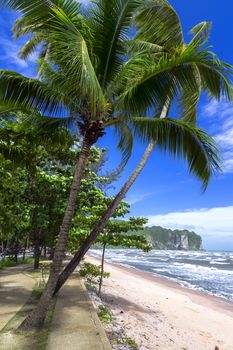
[86,256,233,350]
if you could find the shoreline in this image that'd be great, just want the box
[86,255,233,350]
[87,254,233,315]
[106,258,233,314]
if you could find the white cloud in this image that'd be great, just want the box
[203,100,233,173]
[0,37,38,73]
[203,99,233,118]
[0,10,38,77]
[1,38,29,68]
[147,206,233,239]
[127,191,158,205]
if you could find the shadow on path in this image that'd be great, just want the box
[47,277,112,350]
[0,265,34,330]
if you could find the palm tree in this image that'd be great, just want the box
[0,0,232,329]
[54,0,233,293]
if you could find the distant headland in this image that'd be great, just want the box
[132,226,202,250]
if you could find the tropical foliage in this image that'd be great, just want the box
[0,0,232,329]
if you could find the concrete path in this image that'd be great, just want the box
[0,265,34,330]
[47,277,112,350]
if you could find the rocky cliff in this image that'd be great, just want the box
[133,226,202,250]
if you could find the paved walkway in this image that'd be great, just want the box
[0,265,34,331]
[46,277,112,350]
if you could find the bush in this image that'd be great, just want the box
[79,262,110,285]
[0,257,33,270]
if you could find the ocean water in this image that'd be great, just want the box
[89,249,233,302]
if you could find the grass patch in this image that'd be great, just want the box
[0,257,34,270]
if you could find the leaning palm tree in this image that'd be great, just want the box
[54,0,233,293]
[0,0,232,329]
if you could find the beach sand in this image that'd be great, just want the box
[86,256,233,350]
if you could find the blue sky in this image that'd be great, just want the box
[0,1,233,250]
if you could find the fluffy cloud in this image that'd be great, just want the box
[203,100,233,173]
[0,12,37,77]
[147,206,233,238]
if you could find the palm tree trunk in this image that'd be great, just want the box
[54,103,169,294]
[19,136,92,330]
[54,140,156,294]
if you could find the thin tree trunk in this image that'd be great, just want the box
[43,246,47,258]
[49,246,55,260]
[25,235,29,259]
[98,241,106,297]
[19,136,92,330]
[14,237,19,263]
[5,239,9,260]
[33,228,42,269]
[34,240,41,269]
[1,233,4,261]
[22,238,27,261]
[54,103,169,294]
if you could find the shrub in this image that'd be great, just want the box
[79,262,110,285]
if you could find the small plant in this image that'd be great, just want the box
[125,336,139,350]
[40,261,51,282]
[97,304,113,323]
[79,262,110,285]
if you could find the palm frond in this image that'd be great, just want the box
[132,117,221,189]
[1,0,80,18]
[18,35,42,60]
[0,70,67,117]
[90,0,141,87]
[176,64,201,124]
[13,17,33,38]
[115,44,233,115]
[0,102,34,116]
[189,21,212,46]
[196,57,233,101]
[32,114,77,131]
[105,118,134,167]
[135,0,184,49]
[127,39,165,57]
[46,6,105,116]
